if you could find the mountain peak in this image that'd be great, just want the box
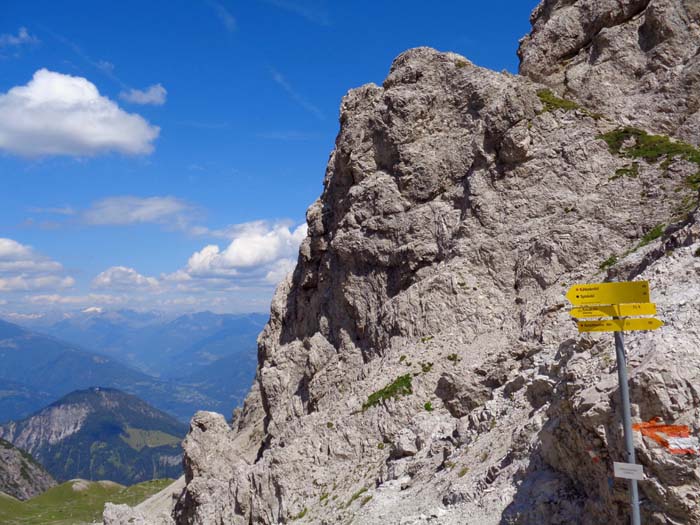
[0,388,187,485]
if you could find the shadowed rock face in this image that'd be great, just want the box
[106,2,700,524]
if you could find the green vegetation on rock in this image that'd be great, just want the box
[0,478,172,525]
[638,223,665,248]
[599,127,700,190]
[362,375,413,411]
[346,487,367,508]
[536,89,579,113]
[599,254,617,270]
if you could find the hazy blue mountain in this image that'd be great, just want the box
[0,320,229,422]
[0,379,53,424]
[16,310,267,379]
[181,351,258,410]
[0,388,187,485]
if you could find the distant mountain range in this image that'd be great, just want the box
[0,388,187,485]
[12,309,266,379]
[0,311,265,423]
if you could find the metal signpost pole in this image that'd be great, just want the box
[614,329,641,525]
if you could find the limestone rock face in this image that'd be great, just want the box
[0,438,55,500]
[106,1,700,524]
[519,0,700,142]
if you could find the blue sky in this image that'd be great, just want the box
[0,0,538,316]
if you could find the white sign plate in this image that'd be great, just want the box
[614,462,644,480]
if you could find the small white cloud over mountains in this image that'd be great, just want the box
[119,84,167,105]
[0,69,159,157]
[93,266,159,290]
[0,238,74,292]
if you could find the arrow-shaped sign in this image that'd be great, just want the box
[566,281,650,306]
[577,318,664,333]
[570,303,656,318]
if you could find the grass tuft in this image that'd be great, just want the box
[599,254,617,270]
[346,488,368,508]
[638,224,665,248]
[537,89,579,113]
[362,375,413,411]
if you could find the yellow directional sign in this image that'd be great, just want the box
[577,318,664,333]
[566,281,650,306]
[570,303,657,319]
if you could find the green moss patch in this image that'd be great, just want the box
[537,89,579,113]
[599,127,700,191]
[638,223,665,248]
[362,375,413,411]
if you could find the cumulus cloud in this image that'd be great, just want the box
[0,27,39,47]
[92,266,159,290]
[0,69,159,157]
[83,196,192,226]
[0,238,32,259]
[0,238,74,292]
[264,258,297,284]
[185,221,307,278]
[119,84,167,105]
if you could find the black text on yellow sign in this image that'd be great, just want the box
[577,318,664,333]
[565,281,650,306]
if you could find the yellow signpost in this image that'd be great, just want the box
[564,279,662,525]
[577,318,664,333]
[570,303,657,319]
[565,280,650,306]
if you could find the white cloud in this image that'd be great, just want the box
[119,84,167,105]
[0,275,75,292]
[83,196,191,226]
[0,27,39,47]
[262,0,331,26]
[185,221,307,277]
[270,68,325,120]
[92,266,159,290]
[265,258,296,284]
[28,293,123,305]
[0,238,74,292]
[28,205,76,216]
[0,238,32,259]
[0,69,159,157]
[209,1,237,32]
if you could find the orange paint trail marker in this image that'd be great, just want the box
[633,418,700,455]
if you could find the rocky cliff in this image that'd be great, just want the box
[105,1,700,523]
[0,438,55,500]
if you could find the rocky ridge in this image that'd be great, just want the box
[0,438,55,500]
[106,1,700,523]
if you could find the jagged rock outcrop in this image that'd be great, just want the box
[0,438,55,500]
[519,0,700,142]
[106,1,700,524]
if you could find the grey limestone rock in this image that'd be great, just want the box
[107,1,700,523]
